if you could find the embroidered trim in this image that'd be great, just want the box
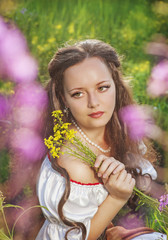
[47,152,51,161]
[47,153,102,186]
[70,179,103,186]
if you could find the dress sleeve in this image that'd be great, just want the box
[137,159,157,180]
[138,141,157,180]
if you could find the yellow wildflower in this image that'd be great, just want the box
[47,37,56,44]
[32,36,38,45]
[55,24,62,30]
[44,110,76,159]
[37,45,44,52]
[61,123,71,129]
[68,23,75,34]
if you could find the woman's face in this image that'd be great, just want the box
[63,57,116,133]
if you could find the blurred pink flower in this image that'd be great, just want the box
[159,194,168,211]
[147,60,168,96]
[0,28,27,58]
[14,106,42,129]
[11,83,48,131]
[0,17,8,40]
[0,17,38,82]
[7,54,38,83]
[0,94,10,119]
[11,128,45,162]
[118,212,145,229]
[13,83,48,109]
[146,36,168,58]
[119,105,155,140]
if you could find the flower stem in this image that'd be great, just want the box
[133,186,159,205]
[11,205,48,238]
[1,207,12,239]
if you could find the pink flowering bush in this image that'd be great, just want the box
[0,16,48,162]
[0,17,38,83]
[119,105,155,141]
[0,94,10,119]
[147,60,168,97]
[0,16,48,239]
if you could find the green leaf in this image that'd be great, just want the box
[0,229,11,240]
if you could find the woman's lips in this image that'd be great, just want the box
[88,111,104,118]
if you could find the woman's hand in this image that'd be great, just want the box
[94,154,125,178]
[94,155,135,201]
[104,169,135,201]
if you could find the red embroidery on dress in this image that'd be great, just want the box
[47,153,102,186]
[70,179,103,186]
[47,152,51,161]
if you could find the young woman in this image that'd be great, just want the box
[36,39,166,240]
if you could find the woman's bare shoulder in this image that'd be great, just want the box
[57,153,99,184]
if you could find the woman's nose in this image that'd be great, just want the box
[87,92,99,108]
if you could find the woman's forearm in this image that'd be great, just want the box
[87,195,126,240]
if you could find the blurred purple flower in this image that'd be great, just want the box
[0,17,8,40]
[8,54,38,83]
[118,213,145,229]
[13,82,48,109]
[0,28,27,58]
[11,128,45,162]
[11,83,48,130]
[20,8,27,14]
[0,17,38,83]
[119,105,155,141]
[147,60,168,97]
[0,94,10,119]
[159,194,168,211]
[14,106,42,130]
[146,36,168,58]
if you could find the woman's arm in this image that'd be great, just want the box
[88,195,126,240]
[88,162,135,240]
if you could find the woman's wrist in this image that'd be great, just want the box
[107,194,127,208]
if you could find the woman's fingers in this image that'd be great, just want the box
[112,162,125,174]
[105,170,135,201]
[99,158,118,178]
[94,155,125,178]
[102,162,125,179]
[94,154,107,168]
[115,169,127,182]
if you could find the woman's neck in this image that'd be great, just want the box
[72,121,110,153]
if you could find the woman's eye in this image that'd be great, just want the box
[71,92,83,98]
[98,85,110,92]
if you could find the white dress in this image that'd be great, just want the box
[36,155,167,240]
[36,155,108,240]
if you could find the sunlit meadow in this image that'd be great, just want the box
[0,0,168,239]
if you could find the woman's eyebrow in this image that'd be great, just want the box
[96,80,111,85]
[68,87,84,93]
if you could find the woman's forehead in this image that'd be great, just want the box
[63,57,112,85]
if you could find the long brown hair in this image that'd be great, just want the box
[44,39,156,239]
